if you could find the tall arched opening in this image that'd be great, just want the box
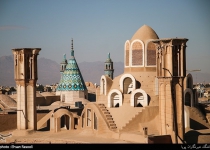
[184,88,194,107]
[124,77,132,94]
[131,89,148,107]
[134,93,143,107]
[108,89,122,108]
[119,74,136,94]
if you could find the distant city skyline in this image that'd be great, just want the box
[0,0,210,76]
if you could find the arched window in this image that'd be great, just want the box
[123,78,133,94]
[125,41,130,66]
[132,41,143,66]
[184,88,194,107]
[119,74,136,94]
[185,92,191,106]
[108,89,123,108]
[134,93,143,107]
[111,92,120,107]
[131,89,148,107]
[147,41,156,66]
[87,109,91,127]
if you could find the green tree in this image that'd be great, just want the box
[36,84,44,92]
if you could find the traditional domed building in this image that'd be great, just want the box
[79,24,205,143]
[97,25,160,107]
[6,25,210,144]
[56,39,89,105]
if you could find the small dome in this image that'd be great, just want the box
[130,25,159,44]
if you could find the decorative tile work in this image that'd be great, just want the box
[57,58,87,91]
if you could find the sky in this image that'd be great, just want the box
[0,0,210,83]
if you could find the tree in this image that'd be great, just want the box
[36,84,44,92]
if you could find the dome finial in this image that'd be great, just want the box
[71,38,74,57]
[71,38,73,50]
[108,52,110,59]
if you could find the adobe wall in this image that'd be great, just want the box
[77,103,114,137]
[0,114,16,132]
[36,96,60,106]
[122,106,159,133]
[131,72,159,106]
[0,113,48,132]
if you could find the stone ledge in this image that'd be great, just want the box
[12,129,36,136]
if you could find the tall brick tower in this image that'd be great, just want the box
[12,48,41,134]
[153,38,188,143]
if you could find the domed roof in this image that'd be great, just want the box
[56,42,87,92]
[130,25,159,44]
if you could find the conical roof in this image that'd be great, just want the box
[56,40,87,91]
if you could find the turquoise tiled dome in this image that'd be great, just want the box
[57,40,87,91]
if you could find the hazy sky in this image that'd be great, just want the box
[0,0,210,75]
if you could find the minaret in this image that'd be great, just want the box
[104,52,114,79]
[12,48,41,134]
[60,53,67,77]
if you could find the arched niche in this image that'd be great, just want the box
[186,73,193,89]
[60,114,71,130]
[100,75,107,95]
[130,40,144,67]
[53,109,75,132]
[184,88,194,107]
[124,40,130,67]
[119,74,136,94]
[107,89,123,108]
[145,40,156,66]
[130,89,148,107]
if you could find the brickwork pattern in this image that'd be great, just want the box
[132,49,143,65]
[147,42,156,66]
[132,42,143,66]
[147,50,156,65]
